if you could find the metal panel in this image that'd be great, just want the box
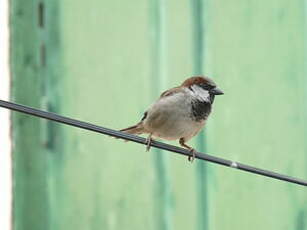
[54,1,158,229]
[204,0,307,229]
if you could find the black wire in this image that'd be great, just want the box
[1,99,307,187]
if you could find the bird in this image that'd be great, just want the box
[120,75,223,162]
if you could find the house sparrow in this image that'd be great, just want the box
[120,76,223,162]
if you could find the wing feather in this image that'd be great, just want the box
[159,87,182,98]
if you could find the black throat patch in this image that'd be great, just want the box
[191,99,212,121]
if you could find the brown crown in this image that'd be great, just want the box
[181,75,216,87]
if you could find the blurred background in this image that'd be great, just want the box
[0,0,11,230]
[1,0,307,229]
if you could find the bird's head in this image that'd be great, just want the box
[182,76,224,103]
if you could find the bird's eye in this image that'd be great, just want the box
[200,83,214,90]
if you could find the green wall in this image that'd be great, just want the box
[11,0,307,230]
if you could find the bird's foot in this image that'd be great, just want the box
[188,148,196,162]
[146,134,153,152]
[179,138,196,162]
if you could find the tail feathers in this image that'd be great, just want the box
[120,122,144,135]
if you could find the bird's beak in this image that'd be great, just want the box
[210,87,224,95]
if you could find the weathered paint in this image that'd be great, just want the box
[10,0,49,230]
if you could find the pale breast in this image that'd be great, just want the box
[143,91,205,141]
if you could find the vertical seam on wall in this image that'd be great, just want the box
[190,0,209,229]
[149,0,173,229]
[303,0,307,186]
[38,1,52,230]
[293,3,307,228]
[42,0,63,229]
[301,5,307,229]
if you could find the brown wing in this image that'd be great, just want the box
[159,86,182,98]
